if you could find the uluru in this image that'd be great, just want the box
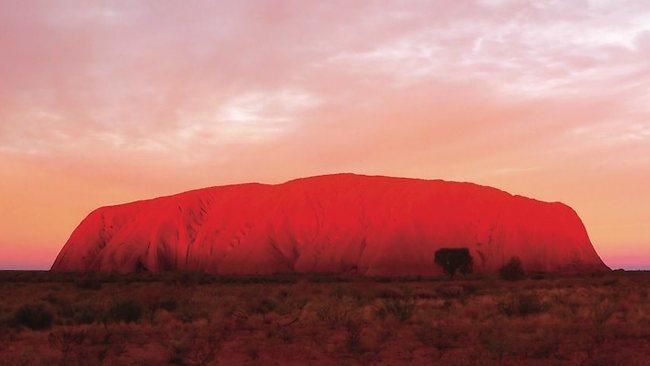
[51,174,608,275]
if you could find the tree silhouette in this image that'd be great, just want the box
[434,248,473,278]
[499,257,525,281]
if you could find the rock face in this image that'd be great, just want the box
[51,174,608,275]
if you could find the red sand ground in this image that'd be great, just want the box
[51,174,607,274]
[1,271,649,366]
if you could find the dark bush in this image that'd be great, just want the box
[500,293,546,316]
[373,276,392,283]
[48,329,87,364]
[43,293,64,305]
[529,271,547,280]
[499,257,526,281]
[157,298,179,312]
[148,295,179,314]
[376,297,415,321]
[174,271,206,286]
[375,287,404,299]
[74,275,102,290]
[73,303,99,325]
[517,294,545,315]
[413,290,437,299]
[308,275,350,283]
[175,300,210,323]
[14,303,53,330]
[344,320,364,353]
[315,300,357,329]
[246,346,260,360]
[436,285,465,299]
[416,321,454,354]
[434,248,473,278]
[249,297,278,314]
[329,286,346,299]
[479,325,511,361]
[463,283,479,295]
[108,298,142,323]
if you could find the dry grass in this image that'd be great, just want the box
[0,271,648,365]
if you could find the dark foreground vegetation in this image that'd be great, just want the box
[0,270,648,365]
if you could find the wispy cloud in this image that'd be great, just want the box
[0,0,649,269]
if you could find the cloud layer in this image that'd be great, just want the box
[1,1,649,269]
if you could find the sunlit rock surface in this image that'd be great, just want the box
[51,174,608,275]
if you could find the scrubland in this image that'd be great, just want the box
[0,270,648,365]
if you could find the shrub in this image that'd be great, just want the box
[273,293,308,316]
[329,286,346,299]
[517,294,545,316]
[145,294,179,323]
[436,285,466,299]
[413,290,437,299]
[463,283,479,295]
[155,297,179,312]
[14,303,53,330]
[500,293,546,316]
[164,322,230,365]
[248,297,277,315]
[266,324,294,343]
[499,257,525,281]
[315,300,357,329]
[246,346,260,360]
[416,321,454,355]
[175,300,209,323]
[108,298,142,323]
[529,271,547,280]
[73,303,99,325]
[43,293,64,305]
[479,326,512,362]
[375,287,404,299]
[46,296,75,323]
[593,300,616,326]
[375,297,415,322]
[48,329,87,365]
[434,248,473,278]
[527,329,560,358]
[344,320,364,353]
[74,275,102,290]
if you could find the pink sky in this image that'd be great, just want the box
[1,1,649,270]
